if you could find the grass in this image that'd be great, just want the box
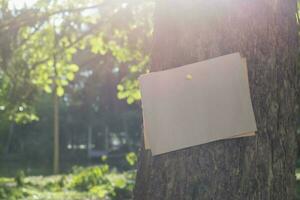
[0,164,136,200]
[16,191,99,200]
[0,175,102,200]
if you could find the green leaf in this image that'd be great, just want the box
[117,91,127,99]
[126,152,137,166]
[56,86,64,97]
[69,64,79,72]
[129,65,138,73]
[44,85,52,93]
[113,177,126,188]
[127,97,134,104]
[89,186,109,198]
[117,84,124,91]
[60,79,68,86]
[66,73,75,81]
[107,174,127,189]
[132,90,141,100]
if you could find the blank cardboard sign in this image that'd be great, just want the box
[139,53,257,155]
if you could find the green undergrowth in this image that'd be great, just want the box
[0,154,137,200]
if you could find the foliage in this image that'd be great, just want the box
[126,152,137,166]
[0,186,29,200]
[69,153,137,199]
[0,0,154,124]
[69,165,110,191]
[0,163,136,200]
[15,170,25,187]
[0,0,151,178]
[69,163,135,199]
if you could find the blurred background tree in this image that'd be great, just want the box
[0,0,154,175]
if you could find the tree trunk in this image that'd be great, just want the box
[53,84,60,174]
[134,0,298,199]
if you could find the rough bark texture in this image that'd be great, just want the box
[134,0,298,199]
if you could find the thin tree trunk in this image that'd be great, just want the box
[53,85,59,174]
[134,0,298,199]
[52,25,60,174]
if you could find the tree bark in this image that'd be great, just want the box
[134,0,298,199]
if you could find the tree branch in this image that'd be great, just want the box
[0,0,135,31]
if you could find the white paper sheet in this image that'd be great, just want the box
[139,53,257,155]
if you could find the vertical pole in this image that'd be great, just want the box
[53,82,59,174]
[52,19,60,174]
[53,25,59,173]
